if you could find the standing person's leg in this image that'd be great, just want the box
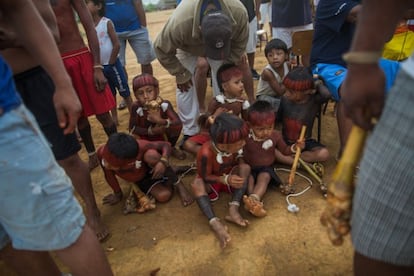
[14,67,109,241]
[0,105,113,275]
[0,245,61,276]
[127,29,156,75]
[54,225,113,276]
[176,50,201,138]
[247,17,259,80]
[59,154,109,242]
[116,32,130,110]
[195,57,209,113]
[351,70,414,275]
[208,58,225,97]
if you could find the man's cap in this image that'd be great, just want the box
[201,10,232,60]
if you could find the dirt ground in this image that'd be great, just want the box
[1,9,354,276]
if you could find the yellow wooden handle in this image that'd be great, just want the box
[288,125,307,186]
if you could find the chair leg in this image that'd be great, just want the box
[317,105,322,143]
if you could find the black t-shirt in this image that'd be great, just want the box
[240,0,256,22]
[310,0,360,68]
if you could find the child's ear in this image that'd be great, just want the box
[222,82,229,91]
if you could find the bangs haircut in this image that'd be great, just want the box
[106,133,139,159]
[132,73,159,91]
[210,113,249,144]
[265,38,288,56]
[217,63,243,92]
[283,66,314,91]
[247,100,276,126]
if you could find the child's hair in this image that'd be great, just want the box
[216,63,243,93]
[89,0,105,17]
[132,73,159,91]
[247,100,276,126]
[210,113,249,144]
[282,66,314,91]
[265,38,288,56]
[106,133,139,160]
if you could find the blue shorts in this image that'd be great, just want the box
[313,58,400,101]
[103,58,131,98]
[117,27,156,66]
[0,105,85,251]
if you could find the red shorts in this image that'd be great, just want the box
[62,47,115,117]
[208,182,233,202]
[188,132,210,145]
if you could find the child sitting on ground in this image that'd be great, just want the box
[191,113,251,249]
[256,39,290,112]
[87,0,133,125]
[97,133,194,211]
[275,67,331,166]
[242,101,304,217]
[183,63,250,156]
[128,73,186,160]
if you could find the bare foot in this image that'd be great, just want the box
[88,152,99,171]
[86,210,110,242]
[209,218,231,249]
[175,181,194,207]
[225,204,249,227]
[102,191,123,205]
[243,195,267,217]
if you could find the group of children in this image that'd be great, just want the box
[87,0,332,249]
[94,41,331,249]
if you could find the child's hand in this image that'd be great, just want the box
[152,161,166,179]
[227,174,245,189]
[295,139,305,151]
[147,111,163,124]
[213,106,228,117]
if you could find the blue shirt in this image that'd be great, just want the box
[105,0,141,32]
[0,56,21,114]
[310,0,360,68]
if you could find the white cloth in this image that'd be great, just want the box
[95,17,114,65]
[175,50,223,136]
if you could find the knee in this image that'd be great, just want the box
[319,148,330,162]
[195,57,209,75]
[154,189,172,203]
[191,178,206,197]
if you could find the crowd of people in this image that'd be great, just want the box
[0,0,413,274]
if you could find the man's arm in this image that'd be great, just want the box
[341,0,410,129]
[1,0,80,134]
[132,0,147,27]
[72,0,107,91]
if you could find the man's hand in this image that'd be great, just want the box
[177,79,193,92]
[341,63,385,130]
[53,83,82,134]
[93,67,108,91]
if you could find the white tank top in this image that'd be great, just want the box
[96,17,113,65]
[256,62,289,97]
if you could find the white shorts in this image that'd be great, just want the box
[272,23,313,49]
[246,17,258,54]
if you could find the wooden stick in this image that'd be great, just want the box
[288,125,307,186]
[320,125,367,245]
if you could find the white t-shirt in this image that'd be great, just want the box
[401,53,414,78]
[96,17,114,65]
